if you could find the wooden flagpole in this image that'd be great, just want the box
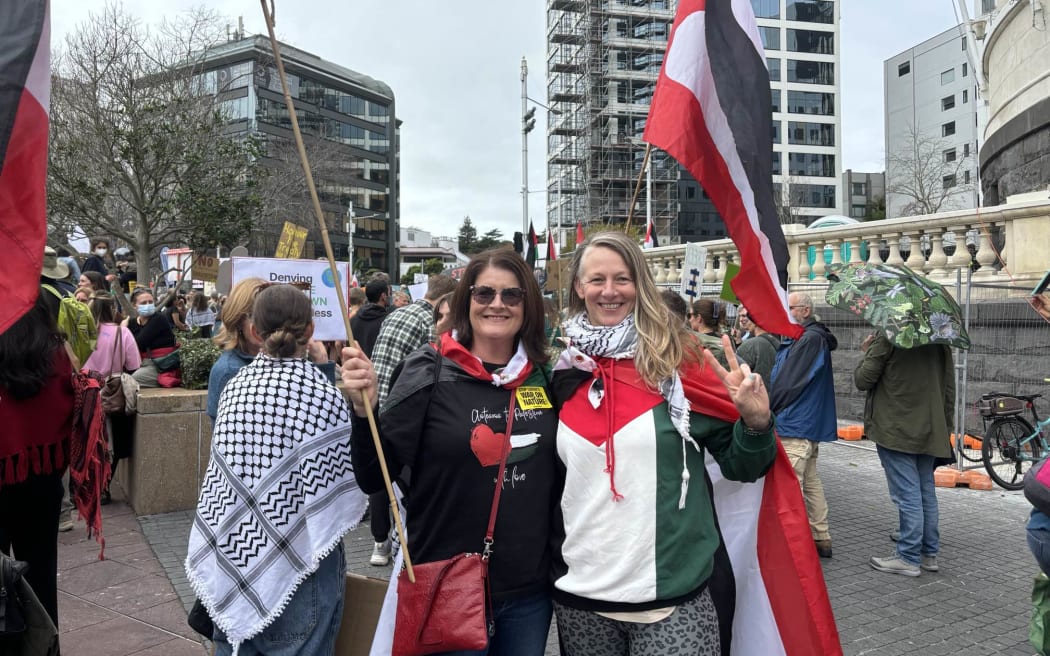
[624,142,652,235]
[258,0,414,582]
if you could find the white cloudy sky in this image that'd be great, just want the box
[52,0,965,239]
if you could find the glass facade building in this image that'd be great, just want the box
[198,37,399,274]
[546,0,841,246]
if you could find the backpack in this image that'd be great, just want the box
[41,285,97,367]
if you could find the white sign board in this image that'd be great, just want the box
[408,282,427,302]
[231,257,350,341]
[679,243,708,301]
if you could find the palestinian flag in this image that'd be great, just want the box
[575,222,584,246]
[643,0,802,339]
[644,215,659,249]
[525,221,538,268]
[0,0,50,334]
[547,229,558,261]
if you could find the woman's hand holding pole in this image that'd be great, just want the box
[340,346,378,416]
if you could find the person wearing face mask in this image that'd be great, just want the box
[81,239,116,282]
[124,288,176,388]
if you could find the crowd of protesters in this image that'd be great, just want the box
[5,230,998,655]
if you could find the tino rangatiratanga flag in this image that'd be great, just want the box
[643,0,802,340]
[0,0,50,334]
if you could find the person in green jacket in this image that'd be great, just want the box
[689,299,729,368]
[854,331,954,577]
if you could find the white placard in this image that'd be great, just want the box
[679,243,708,301]
[407,282,427,302]
[231,257,350,341]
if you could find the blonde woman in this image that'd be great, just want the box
[551,232,777,655]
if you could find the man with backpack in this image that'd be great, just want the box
[40,247,97,368]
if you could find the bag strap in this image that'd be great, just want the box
[112,325,126,375]
[482,392,516,560]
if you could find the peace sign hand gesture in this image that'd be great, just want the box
[703,334,772,431]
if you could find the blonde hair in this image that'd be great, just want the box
[213,278,268,351]
[567,231,700,387]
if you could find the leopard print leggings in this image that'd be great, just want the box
[554,588,721,656]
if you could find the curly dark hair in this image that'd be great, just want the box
[0,294,64,399]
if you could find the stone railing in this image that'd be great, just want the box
[643,200,1050,294]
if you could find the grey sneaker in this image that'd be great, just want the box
[370,540,391,566]
[890,530,900,542]
[869,554,920,577]
[58,510,74,533]
[920,555,939,572]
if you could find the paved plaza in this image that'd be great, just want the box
[54,439,1039,655]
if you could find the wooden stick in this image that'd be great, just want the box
[258,0,414,582]
[624,143,652,235]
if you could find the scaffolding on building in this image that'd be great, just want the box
[546,0,679,248]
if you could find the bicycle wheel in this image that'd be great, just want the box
[982,416,1037,491]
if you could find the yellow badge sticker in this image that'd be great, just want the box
[515,386,552,410]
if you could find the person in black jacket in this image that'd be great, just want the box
[349,279,389,358]
[81,239,114,281]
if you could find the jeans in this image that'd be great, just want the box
[214,543,346,656]
[1029,528,1050,577]
[370,491,391,543]
[876,445,939,566]
[441,591,553,656]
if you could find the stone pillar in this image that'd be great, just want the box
[883,233,906,266]
[926,228,949,279]
[945,225,970,271]
[973,225,999,279]
[903,231,925,271]
[827,239,843,274]
[811,241,827,280]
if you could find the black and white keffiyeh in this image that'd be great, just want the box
[560,313,700,508]
[185,355,367,652]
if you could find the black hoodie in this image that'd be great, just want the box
[350,303,388,357]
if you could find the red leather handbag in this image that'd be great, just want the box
[391,394,517,656]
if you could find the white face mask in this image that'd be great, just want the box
[95,248,107,256]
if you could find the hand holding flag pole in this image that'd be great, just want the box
[258,0,414,582]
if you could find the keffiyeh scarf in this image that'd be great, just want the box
[560,313,700,508]
[185,355,367,653]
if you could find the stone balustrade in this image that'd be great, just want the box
[642,200,1050,294]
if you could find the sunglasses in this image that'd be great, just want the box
[470,285,525,307]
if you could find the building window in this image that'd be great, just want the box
[786,0,835,23]
[787,90,835,116]
[963,143,970,157]
[786,28,834,54]
[941,68,955,85]
[771,89,782,113]
[962,36,967,51]
[944,148,957,163]
[942,95,955,110]
[852,182,866,196]
[851,204,867,218]
[982,0,996,12]
[942,121,956,137]
[964,170,972,183]
[687,186,696,199]
[787,59,835,85]
[751,0,779,18]
[758,26,780,50]
[962,89,969,103]
[772,121,781,143]
[943,174,957,189]
[788,152,836,177]
[789,183,837,208]
[788,121,835,146]
[772,151,781,175]
[768,57,781,81]
[898,61,911,76]
[962,62,968,77]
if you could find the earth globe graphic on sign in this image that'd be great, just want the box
[321,267,337,288]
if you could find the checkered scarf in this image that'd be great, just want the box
[185,355,367,652]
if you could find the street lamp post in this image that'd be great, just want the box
[521,56,561,246]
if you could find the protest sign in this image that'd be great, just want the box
[231,257,350,340]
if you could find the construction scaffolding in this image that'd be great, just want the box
[546,0,679,248]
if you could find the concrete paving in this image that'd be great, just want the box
[58,438,1040,655]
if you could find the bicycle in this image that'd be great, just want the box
[978,390,1050,490]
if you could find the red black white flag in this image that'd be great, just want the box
[643,216,658,249]
[547,229,558,261]
[643,0,801,339]
[0,0,50,335]
[525,221,538,268]
[575,222,584,246]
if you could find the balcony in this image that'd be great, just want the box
[637,200,1050,291]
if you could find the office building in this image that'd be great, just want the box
[884,26,984,218]
[199,35,399,273]
[546,0,842,245]
[842,170,886,220]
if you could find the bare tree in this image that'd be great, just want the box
[773,176,806,225]
[887,123,974,217]
[47,5,261,282]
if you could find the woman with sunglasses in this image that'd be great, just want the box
[551,232,777,655]
[342,248,557,655]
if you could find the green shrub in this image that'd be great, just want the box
[179,337,221,390]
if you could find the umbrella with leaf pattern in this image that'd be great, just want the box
[825,262,970,350]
